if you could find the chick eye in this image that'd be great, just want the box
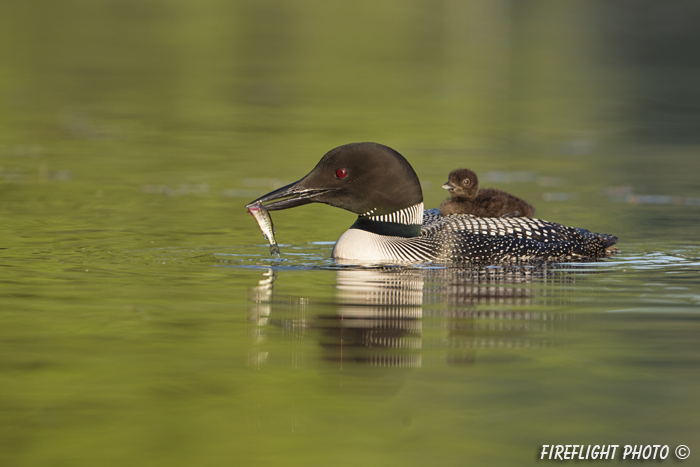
[336,168,348,179]
[463,179,470,186]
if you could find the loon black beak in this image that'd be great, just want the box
[246,180,336,211]
[442,182,455,191]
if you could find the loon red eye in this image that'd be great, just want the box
[336,168,348,178]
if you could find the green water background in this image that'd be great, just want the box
[2,1,700,465]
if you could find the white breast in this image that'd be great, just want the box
[331,229,406,263]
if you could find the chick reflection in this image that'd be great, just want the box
[319,268,424,368]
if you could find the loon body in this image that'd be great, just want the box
[246,143,617,264]
[440,168,536,218]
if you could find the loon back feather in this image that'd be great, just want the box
[420,209,618,263]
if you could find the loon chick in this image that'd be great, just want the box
[245,143,617,264]
[440,168,536,217]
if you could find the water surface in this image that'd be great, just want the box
[2,1,700,466]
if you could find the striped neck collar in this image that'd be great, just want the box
[351,203,423,238]
[360,202,424,225]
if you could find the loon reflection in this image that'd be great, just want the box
[321,268,425,368]
[248,264,588,369]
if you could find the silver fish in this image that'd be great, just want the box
[247,203,280,257]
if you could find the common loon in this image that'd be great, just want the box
[440,168,536,218]
[245,142,618,264]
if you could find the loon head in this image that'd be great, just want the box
[442,168,479,199]
[246,142,423,216]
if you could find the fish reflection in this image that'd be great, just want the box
[247,264,589,369]
[247,269,274,368]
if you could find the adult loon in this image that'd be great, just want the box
[440,168,536,218]
[245,142,618,264]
